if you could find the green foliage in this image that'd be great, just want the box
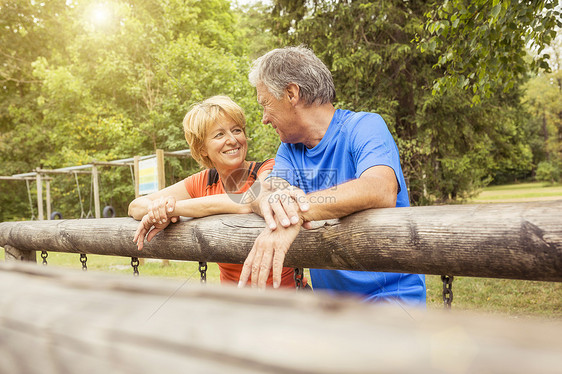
[522,35,562,181]
[1,0,560,218]
[420,0,561,102]
[235,1,278,60]
[269,0,537,204]
[0,0,267,221]
[536,161,561,183]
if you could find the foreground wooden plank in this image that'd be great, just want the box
[0,262,560,374]
[0,200,561,281]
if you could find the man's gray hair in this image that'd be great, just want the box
[249,46,336,105]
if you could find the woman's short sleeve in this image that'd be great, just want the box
[257,158,275,176]
[183,170,209,198]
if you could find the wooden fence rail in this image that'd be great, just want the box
[1,200,561,282]
[0,261,561,374]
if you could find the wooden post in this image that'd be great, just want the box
[4,244,36,262]
[92,164,101,219]
[35,169,43,221]
[46,179,51,220]
[133,156,145,266]
[134,156,140,198]
[156,149,169,267]
[156,149,165,190]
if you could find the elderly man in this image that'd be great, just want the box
[239,46,426,305]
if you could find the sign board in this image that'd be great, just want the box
[138,157,158,195]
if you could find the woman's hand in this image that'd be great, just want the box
[133,214,171,251]
[146,196,179,224]
[134,196,179,251]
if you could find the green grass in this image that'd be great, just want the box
[426,275,562,319]
[0,248,221,284]
[470,181,562,202]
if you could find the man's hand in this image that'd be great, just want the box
[238,221,301,289]
[259,186,310,230]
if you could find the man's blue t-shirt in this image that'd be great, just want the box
[268,109,426,306]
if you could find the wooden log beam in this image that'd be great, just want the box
[164,149,192,158]
[0,200,561,282]
[0,261,561,374]
[0,176,43,181]
[35,168,92,175]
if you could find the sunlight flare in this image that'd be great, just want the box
[88,3,111,28]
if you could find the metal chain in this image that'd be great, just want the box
[131,257,140,277]
[80,254,88,271]
[294,267,304,290]
[199,261,207,284]
[41,251,48,266]
[441,275,454,309]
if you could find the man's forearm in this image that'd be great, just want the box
[252,166,397,227]
[300,171,397,222]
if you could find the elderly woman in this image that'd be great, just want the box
[129,95,303,288]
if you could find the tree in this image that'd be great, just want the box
[421,0,561,104]
[522,30,562,182]
[0,0,266,221]
[268,0,536,204]
[0,0,72,220]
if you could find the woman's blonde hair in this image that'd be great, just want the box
[183,96,246,169]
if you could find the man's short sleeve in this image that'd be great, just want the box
[350,113,402,192]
